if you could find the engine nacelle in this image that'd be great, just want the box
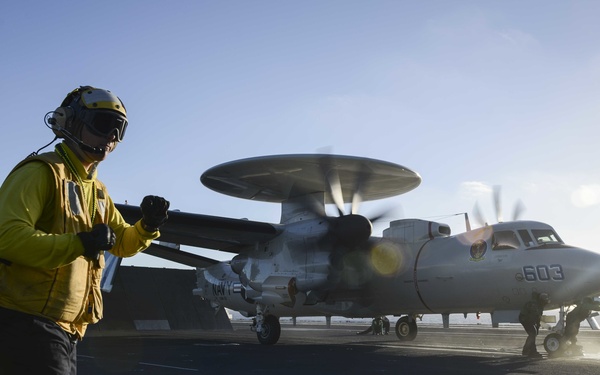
[230,254,248,274]
[383,219,451,243]
[193,263,255,313]
[249,276,297,306]
[194,262,300,311]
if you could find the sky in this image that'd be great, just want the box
[1,1,600,269]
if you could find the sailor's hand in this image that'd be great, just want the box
[78,224,116,261]
[140,195,170,232]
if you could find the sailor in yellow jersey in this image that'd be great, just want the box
[0,86,169,374]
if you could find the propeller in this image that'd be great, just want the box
[318,154,395,221]
[324,166,345,217]
[472,201,487,227]
[512,199,525,221]
[316,154,375,247]
[328,214,373,248]
[493,185,503,223]
[471,185,526,228]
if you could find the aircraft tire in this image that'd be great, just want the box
[257,315,281,345]
[543,333,564,356]
[395,316,418,341]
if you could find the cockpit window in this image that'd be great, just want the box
[492,230,521,250]
[518,230,535,247]
[531,229,563,245]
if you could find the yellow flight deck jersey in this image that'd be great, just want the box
[0,143,158,338]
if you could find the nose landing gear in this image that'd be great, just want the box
[543,333,584,358]
[543,333,564,357]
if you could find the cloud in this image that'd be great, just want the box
[460,181,492,197]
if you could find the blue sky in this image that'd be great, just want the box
[1,1,599,268]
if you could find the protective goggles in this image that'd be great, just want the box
[80,110,128,142]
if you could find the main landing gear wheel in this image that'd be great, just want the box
[257,315,281,345]
[543,333,564,357]
[395,316,418,341]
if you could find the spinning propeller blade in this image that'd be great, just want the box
[350,162,372,215]
[319,155,346,216]
[512,199,526,221]
[327,170,346,216]
[351,192,362,215]
[473,202,486,227]
[472,185,526,227]
[493,185,503,223]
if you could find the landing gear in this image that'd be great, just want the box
[256,314,281,345]
[542,305,578,357]
[543,333,564,357]
[252,306,282,346]
[543,332,585,357]
[395,316,418,341]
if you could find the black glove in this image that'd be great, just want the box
[78,224,116,262]
[140,195,170,232]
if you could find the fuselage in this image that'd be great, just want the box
[194,219,600,320]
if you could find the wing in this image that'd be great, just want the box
[115,203,282,253]
[143,242,221,268]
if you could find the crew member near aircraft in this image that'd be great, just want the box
[0,86,170,374]
[519,292,550,358]
[563,297,600,353]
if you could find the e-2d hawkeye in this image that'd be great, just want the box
[116,154,600,350]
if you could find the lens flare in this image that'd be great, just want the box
[457,226,493,247]
[571,185,600,208]
[370,242,404,276]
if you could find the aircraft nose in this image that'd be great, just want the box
[554,248,600,302]
[580,249,600,291]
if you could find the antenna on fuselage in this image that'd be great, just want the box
[464,212,472,232]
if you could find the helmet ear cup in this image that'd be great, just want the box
[49,106,74,138]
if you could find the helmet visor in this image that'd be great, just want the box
[81,110,128,142]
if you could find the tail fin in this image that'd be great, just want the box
[101,252,122,293]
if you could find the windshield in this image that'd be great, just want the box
[492,230,521,250]
[531,229,563,245]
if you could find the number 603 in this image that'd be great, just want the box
[522,264,564,282]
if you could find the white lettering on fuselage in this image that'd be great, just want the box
[212,281,243,297]
[213,281,233,296]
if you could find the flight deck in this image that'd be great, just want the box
[78,321,600,374]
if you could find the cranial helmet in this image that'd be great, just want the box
[539,293,550,304]
[49,86,128,142]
